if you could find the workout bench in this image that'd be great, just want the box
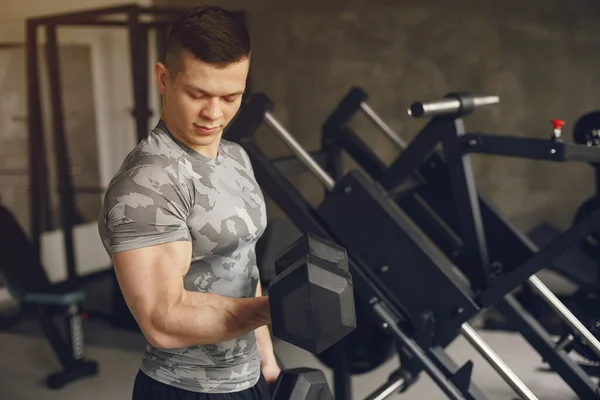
[0,203,98,389]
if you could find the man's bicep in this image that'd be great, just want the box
[111,241,192,341]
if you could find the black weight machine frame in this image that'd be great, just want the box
[321,87,600,399]
[225,95,559,400]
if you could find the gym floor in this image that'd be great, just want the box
[0,274,584,400]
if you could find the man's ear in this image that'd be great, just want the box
[155,62,169,95]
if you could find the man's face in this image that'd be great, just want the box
[155,49,249,157]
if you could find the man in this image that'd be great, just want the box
[98,6,279,400]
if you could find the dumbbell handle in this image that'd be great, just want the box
[265,112,335,190]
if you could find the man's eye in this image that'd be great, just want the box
[223,97,237,103]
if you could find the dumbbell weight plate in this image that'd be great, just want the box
[269,233,356,354]
[271,368,333,400]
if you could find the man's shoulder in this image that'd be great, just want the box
[125,130,185,171]
[220,138,251,169]
[107,136,184,196]
[220,137,245,154]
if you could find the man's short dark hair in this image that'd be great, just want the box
[164,5,251,75]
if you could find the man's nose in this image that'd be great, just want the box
[200,98,223,121]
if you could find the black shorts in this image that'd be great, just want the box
[132,370,271,400]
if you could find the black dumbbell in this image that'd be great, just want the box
[271,368,333,400]
[268,232,356,354]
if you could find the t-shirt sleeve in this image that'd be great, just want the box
[98,164,191,255]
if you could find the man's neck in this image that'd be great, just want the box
[161,117,220,159]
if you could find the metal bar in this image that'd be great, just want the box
[264,112,335,190]
[460,323,538,400]
[409,96,499,118]
[321,88,367,185]
[128,8,150,143]
[496,295,600,399]
[321,132,344,185]
[365,376,406,400]
[30,4,137,23]
[49,20,174,27]
[378,118,447,194]
[360,102,407,148]
[457,133,600,164]
[324,87,367,129]
[0,43,25,49]
[44,20,129,26]
[528,275,600,359]
[373,303,467,400]
[461,134,564,161]
[333,127,388,180]
[441,122,492,292]
[26,21,46,254]
[479,206,600,306]
[46,23,78,282]
[137,6,188,15]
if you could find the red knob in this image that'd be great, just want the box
[552,119,565,130]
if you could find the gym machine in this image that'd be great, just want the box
[226,95,545,400]
[0,202,98,389]
[321,87,600,398]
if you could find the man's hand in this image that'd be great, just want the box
[255,282,281,385]
[261,359,281,385]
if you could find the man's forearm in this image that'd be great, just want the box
[151,291,271,349]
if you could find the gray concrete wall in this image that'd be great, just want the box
[160,0,600,233]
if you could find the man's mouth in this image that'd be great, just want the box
[194,124,220,135]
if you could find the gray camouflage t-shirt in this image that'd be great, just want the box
[98,120,267,393]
